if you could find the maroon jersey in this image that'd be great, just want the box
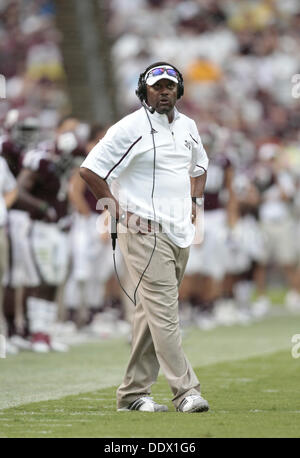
[204,154,232,211]
[21,146,65,221]
[0,134,23,177]
[22,138,86,221]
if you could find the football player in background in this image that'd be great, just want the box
[252,143,298,313]
[65,124,109,326]
[16,115,86,352]
[1,109,41,353]
[0,156,18,354]
[65,124,130,336]
[181,124,235,329]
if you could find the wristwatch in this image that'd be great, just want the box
[192,197,204,207]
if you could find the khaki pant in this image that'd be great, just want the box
[0,227,8,336]
[116,228,201,409]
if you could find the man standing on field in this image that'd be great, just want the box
[80,62,209,413]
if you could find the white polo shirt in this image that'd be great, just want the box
[0,156,17,226]
[81,107,208,247]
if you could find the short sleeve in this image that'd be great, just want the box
[188,122,209,178]
[81,122,142,186]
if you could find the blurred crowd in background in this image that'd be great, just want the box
[109,0,300,327]
[0,0,69,131]
[1,0,300,356]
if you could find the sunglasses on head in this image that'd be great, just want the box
[147,67,178,78]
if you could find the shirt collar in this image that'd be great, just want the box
[150,106,180,124]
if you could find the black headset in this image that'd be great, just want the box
[136,61,184,104]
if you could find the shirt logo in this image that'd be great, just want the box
[184,140,192,150]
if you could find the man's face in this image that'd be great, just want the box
[146,79,178,115]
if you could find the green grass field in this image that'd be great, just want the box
[1,314,300,438]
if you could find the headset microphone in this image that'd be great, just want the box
[140,99,155,114]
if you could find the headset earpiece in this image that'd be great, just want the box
[136,73,146,103]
